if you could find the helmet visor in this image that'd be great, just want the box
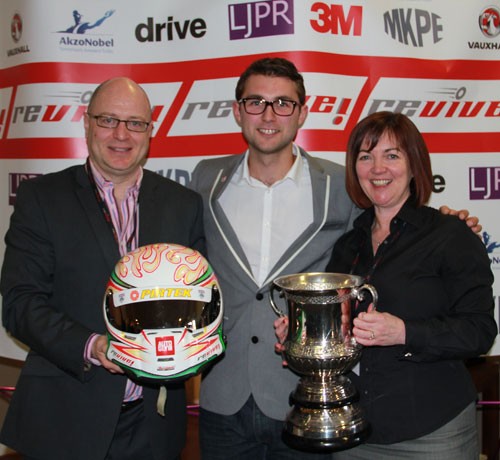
[105,285,220,334]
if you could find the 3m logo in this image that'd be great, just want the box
[156,337,175,356]
[310,3,362,36]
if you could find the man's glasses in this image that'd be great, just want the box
[238,98,298,117]
[87,114,151,133]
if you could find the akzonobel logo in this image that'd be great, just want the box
[57,9,116,51]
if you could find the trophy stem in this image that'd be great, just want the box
[290,374,358,408]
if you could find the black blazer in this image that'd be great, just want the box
[0,165,205,460]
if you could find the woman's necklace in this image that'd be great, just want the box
[372,237,386,249]
[371,224,390,250]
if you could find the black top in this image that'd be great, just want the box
[326,201,497,444]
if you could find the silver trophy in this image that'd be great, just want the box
[270,272,378,452]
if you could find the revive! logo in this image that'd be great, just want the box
[156,337,175,356]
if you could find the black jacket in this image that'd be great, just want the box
[0,165,205,460]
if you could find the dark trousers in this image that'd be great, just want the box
[24,399,162,460]
[105,400,156,460]
[199,395,332,460]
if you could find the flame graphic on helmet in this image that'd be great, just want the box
[108,243,216,293]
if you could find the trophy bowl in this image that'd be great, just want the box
[270,272,378,452]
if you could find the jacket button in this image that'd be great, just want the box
[256,293,263,300]
[251,336,259,343]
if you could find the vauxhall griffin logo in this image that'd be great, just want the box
[479,6,500,38]
[11,13,22,43]
[7,13,30,57]
[467,6,500,50]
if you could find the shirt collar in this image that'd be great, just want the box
[238,143,303,187]
[354,199,423,235]
[88,158,143,195]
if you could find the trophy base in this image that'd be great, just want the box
[282,403,370,452]
[282,428,369,452]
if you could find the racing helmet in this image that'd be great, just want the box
[103,243,225,383]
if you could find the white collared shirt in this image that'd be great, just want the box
[219,145,313,286]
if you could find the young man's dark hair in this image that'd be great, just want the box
[235,57,306,105]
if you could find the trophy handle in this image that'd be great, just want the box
[353,283,378,310]
[269,285,286,317]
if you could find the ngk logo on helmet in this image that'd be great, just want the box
[156,337,175,356]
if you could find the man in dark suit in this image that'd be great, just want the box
[0,77,204,460]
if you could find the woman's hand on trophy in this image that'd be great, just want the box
[353,307,406,347]
[274,316,289,366]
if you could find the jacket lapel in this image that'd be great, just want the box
[209,155,258,285]
[262,150,330,286]
[136,171,158,245]
[210,150,330,288]
[74,166,120,269]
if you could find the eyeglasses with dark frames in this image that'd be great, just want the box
[238,98,299,117]
[87,113,151,133]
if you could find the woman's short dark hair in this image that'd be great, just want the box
[235,57,306,105]
[346,111,433,209]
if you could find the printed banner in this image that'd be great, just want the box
[1,0,499,359]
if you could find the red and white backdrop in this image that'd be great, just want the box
[1,0,499,359]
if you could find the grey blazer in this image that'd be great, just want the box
[190,148,359,420]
